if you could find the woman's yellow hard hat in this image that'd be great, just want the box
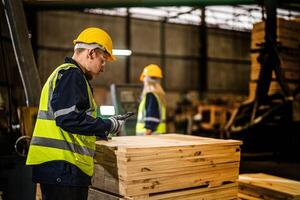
[140,64,163,81]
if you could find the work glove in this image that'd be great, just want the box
[108,116,125,137]
[107,112,134,137]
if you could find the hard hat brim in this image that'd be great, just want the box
[109,54,116,61]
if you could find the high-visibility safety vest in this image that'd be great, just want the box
[26,63,97,176]
[136,92,166,135]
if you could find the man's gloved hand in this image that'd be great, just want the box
[107,112,134,137]
[108,116,125,137]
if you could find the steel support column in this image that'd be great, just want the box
[125,9,131,83]
[255,0,277,102]
[160,18,166,89]
[199,7,207,98]
[25,8,38,59]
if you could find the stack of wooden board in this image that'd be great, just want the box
[251,18,300,49]
[238,173,300,200]
[88,134,242,200]
[249,18,300,100]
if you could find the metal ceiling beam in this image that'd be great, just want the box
[24,0,257,10]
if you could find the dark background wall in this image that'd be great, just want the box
[35,10,251,107]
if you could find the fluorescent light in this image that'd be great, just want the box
[112,49,132,56]
[100,106,115,116]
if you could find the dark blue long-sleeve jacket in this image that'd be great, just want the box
[32,57,112,186]
[144,92,160,131]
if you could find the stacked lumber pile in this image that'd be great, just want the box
[251,18,300,49]
[249,18,300,100]
[88,134,242,200]
[238,173,300,200]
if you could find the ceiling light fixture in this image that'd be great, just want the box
[112,49,132,56]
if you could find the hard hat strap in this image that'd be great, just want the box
[144,76,160,83]
[74,43,106,52]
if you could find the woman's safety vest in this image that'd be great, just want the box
[26,63,97,176]
[136,92,166,135]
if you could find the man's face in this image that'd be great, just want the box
[85,48,109,80]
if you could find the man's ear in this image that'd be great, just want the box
[87,49,94,59]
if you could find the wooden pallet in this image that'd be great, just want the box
[88,182,238,200]
[238,173,300,200]
[92,134,242,197]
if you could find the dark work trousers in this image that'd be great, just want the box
[40,184,88,200]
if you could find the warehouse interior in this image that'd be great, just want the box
[0,0,300,199]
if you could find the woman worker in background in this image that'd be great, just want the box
[136,64,166,135]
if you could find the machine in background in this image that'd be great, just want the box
[111,84,142,136]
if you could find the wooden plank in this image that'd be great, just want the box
[239,173,300,200]
[89,182,238,200]
[98,151,240,169]
[95,134,242,153]
[115,146,240,161]
[119,162,240,180]
[119,169,238,195]
[88,188,126,200]
[92,164,120,194]
[238,192,262,200]
[113,153,241,178]
[146,183,238,200]
[94,161,239,196]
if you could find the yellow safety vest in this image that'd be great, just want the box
[136,92,166,135]
[26,63,97,176]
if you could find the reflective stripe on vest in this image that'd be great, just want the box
[26,63,97,176]
[31,136,95,157]
[136,92,166,135]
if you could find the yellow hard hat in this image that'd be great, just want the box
[140,64,163,81]
[73,27,116,61]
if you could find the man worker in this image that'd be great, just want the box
[26,27,123,200]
